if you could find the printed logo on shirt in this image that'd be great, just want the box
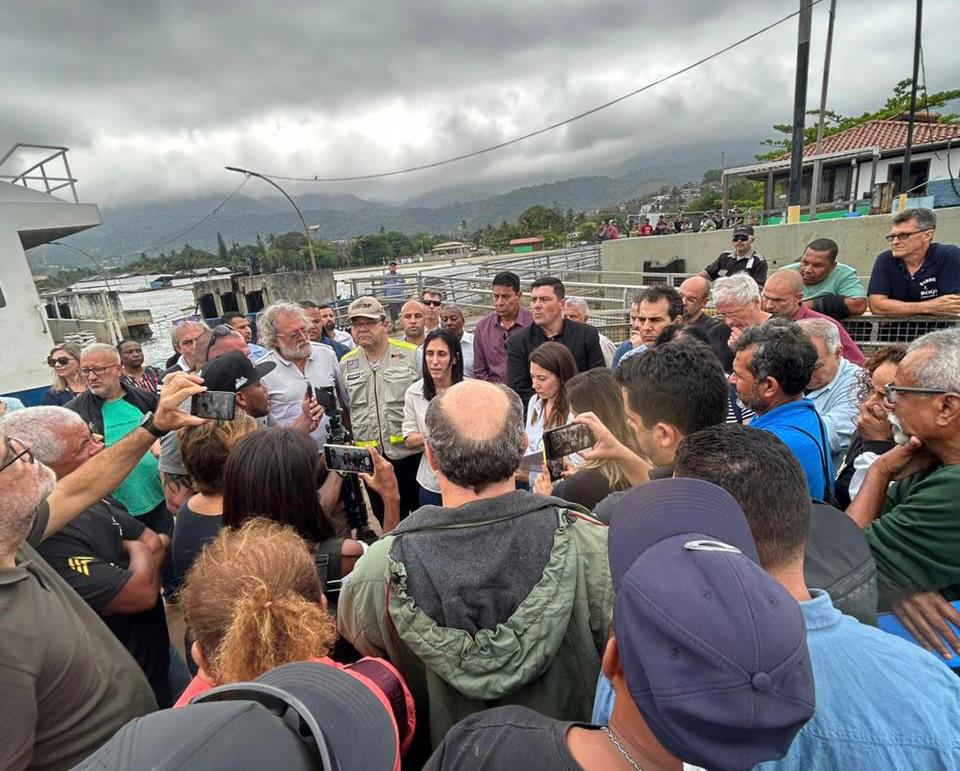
[346,357,360,370]
[68,556,95,576]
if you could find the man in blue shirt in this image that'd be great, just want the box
[729,319,833,501]
[671,426,960,770]
[868,207,960,317]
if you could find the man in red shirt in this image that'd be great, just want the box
[762,269,866,366]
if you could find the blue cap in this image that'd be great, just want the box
[609,479,814,770]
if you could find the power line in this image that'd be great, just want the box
[254,0,825,184]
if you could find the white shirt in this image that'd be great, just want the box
[402,379,441,493]
[332,328,356,351]
[259,342,347,448]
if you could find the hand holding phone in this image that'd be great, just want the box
[543,422,595,461]
[324,444,374,475]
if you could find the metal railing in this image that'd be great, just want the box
[0,144,79,202]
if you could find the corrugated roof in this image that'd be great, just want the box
[780,118,960,159]
[509,237,545,245]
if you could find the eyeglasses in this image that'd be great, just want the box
[0,436,33,474]
[885,229,932,242]
[422,300,442,307]
[80,364,119,377]
[47,356,72,367]
[732,234,750,242]
[883,382,955,404]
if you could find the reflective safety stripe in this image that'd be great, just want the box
[354,440,378,447]
[388,435,405,444]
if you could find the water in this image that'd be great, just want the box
[117,286,197,368]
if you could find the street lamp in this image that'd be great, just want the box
[225,166,318,272]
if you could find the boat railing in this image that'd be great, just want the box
[0,144,79,202]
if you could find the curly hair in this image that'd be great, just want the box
[856,344,907,403]
[181,518,338,684]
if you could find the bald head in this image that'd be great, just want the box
[679,275,712,322]
[761,270,805,318]
[424,380,525,493]
[400,300,426,342]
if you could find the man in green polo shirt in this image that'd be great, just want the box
[67,344,168,540]
[784,237,868,319]
[846,328,960,659]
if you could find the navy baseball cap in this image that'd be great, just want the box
[609,479,814,770]
[200,350,275,393]
[72,662,399,771]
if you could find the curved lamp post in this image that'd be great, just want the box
[225,166,317,272]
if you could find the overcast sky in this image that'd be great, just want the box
[3,0,958,206]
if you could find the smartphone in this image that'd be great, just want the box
[324,444,374,474]
[542,423,595,461]
[190,391,236,421]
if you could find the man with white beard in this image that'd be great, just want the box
[847,329,960,659]
[258,302,349,448]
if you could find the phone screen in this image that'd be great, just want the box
[542,423,595,461]
[324,444,374,474]
[190,391,236,421]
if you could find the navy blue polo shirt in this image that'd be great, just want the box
[867,242,960,302]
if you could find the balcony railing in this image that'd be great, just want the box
[0,144,79,202]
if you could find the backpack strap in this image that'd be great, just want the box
[313,537,345,593]
[792,418,835,505]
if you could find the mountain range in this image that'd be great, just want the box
[30,138,759,270]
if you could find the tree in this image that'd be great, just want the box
[517,205,563,236]
[757,79,960,161]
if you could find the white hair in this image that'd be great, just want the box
[80,342,120,362]
[0,407,86,466]
[258,302,310,349]
[908,328,960,393]
[713,273,760,306]
[796,318,841,353]
[564,296,590,315]
[170,320,208,348]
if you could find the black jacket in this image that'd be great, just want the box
[506,319,606,406]
[66,382,158,437]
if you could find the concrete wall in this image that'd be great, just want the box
[601,206,960,279]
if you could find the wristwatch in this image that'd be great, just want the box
[138,411,168,438]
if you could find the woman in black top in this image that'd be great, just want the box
[172,415,256,586]
[535,368,645,509]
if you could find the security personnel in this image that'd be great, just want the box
[701,225,768,286]
[339,296,420,521]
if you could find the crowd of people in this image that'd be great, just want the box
[3,207,960,770]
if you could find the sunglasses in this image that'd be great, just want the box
[732,234,750,242]
[47,356,73,367]
[0,436,33,474]
[206,324,237,354]
[884,229,931,242]
[422,300,442,307]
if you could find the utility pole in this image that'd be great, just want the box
[225,166,318,272]
[787,0,814,224]
[898,0,923,211]
[809,0,837,219]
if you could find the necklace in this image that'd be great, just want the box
[601,727,644,770]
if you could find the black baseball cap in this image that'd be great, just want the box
[200,350,275,393]
[71,662,399,771]
[733,225,755,237]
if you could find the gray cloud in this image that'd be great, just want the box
[3,0,957,206]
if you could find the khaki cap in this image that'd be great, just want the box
[348,296,386,320]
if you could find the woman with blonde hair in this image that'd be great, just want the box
[534,368,645,509]
[41,343,85,405]
[176,519,415,764]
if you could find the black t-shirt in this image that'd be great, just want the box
[867,242,960,302]
[423,705,596,771]
[37,500,172,708]
[703,249,768,286]
[172,500,223,585]
[552,467,615,511]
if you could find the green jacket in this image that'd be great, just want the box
[338,491,612,752]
